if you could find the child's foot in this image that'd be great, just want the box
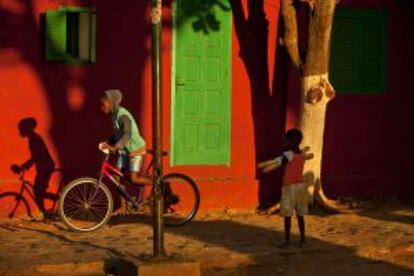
[298,240,307,248]
[42,211,57,222]
[278,242,290,249]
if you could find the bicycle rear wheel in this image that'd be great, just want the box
[162,173,200,227]
[0,192,32,219]
[59,177,113,232]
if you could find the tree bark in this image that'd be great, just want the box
[282,0,339,211]
[281,0,302,68]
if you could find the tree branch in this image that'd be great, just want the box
[303,0,336,76]
[301,0,316,10]
[281,0,302,69]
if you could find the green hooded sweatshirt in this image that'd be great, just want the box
[103,89,145,154]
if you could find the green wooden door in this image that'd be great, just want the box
[172,1,231,166]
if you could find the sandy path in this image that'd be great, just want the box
[0,202,413,275]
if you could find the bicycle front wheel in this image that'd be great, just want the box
[59,177,113,232]
[162,173,200,227]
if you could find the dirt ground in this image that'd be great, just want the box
[0,199,413,275]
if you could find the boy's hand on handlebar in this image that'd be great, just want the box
[99,142,117,153]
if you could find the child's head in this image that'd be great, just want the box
[100,89,123,114]
[284,128,303,151]
[18,117,37,137]
[100,95,112,114]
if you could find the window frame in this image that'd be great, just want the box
[44,6,96,65]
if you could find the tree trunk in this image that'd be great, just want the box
[300,74,337,210]
[282,0,339,211]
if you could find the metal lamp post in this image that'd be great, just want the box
[150,0,165,257]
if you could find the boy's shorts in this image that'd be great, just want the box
[116,152,143,172]
[280,182,308,217]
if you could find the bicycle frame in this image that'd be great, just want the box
[14,170,61,216]
[19,175,36,202]
[96,153,145,209]
[11,178,34,217]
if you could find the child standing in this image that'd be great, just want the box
[259,128,309,248]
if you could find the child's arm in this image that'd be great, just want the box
[257,158,282,171]
[114,115,132,150]
[100,116,132,153]
[258,151,292,173]
[300,146,314,160]
[20,158,34,171]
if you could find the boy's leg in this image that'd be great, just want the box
[33,171,53,216]
[130,172,152,185]
[129,155,152,185]
[115,152,128,180]
[279,185,294,248]
[33,184,47,214]
[279,216,291,248]
[295,182,308,247]
[297,215,306,246]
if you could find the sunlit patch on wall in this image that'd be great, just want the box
[67,68,86,112]
[67,84,85,112]
[0,0,26,15]
[0,48,22,65]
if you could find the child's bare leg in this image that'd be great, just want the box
[297,215,306,246]
[130,172,152,185]
[113,174,121,183]
[279,216,291,248]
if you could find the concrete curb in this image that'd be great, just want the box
[1,258,201,276]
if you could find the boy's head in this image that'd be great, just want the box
[100,89,123,114]
[18,117,37,137]
[284,128,303,150]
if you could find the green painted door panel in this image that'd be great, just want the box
[172,1,231,165]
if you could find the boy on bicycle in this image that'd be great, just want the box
[99,89,151,185]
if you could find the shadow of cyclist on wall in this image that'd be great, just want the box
[15,117,58,218]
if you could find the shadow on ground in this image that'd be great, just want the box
[106,211,413,275]
[1,206,413,275]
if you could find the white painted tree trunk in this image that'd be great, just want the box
[299,74,336,208]
[281,0,339,211]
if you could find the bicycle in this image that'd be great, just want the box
[0,165,61,220]
[58,149,200,232]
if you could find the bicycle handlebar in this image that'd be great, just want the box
[98,145,168,157]
[98,143,110,155]
[10,164,26,181]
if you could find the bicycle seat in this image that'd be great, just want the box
[147,149,168,156]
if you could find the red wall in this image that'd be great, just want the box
[0,0,412,217]
[320,0,414,198]
[284,0,414,198]
[0,0,273,217]
[0,0,153,216]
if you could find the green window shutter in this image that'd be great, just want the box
[330,16,357,92]
[45,10,67,61]
[90,13,97,63]
[45,7,96,64]
[330,9,387,94]
[357,12,387,93]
